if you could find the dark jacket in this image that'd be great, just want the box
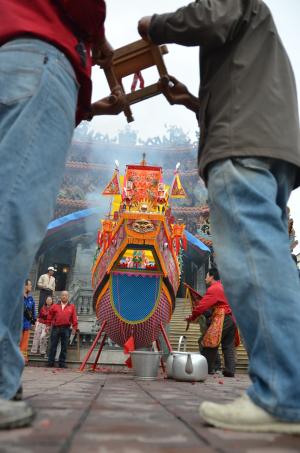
[149,0,300,186]
[23,295,36,331]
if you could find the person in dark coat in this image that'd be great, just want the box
[20,279,36,364]
[138,0,300,433]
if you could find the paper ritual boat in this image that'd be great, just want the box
[90,156,187,355]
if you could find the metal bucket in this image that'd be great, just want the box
[130,351,162,380]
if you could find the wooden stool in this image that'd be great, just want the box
[104,39,169,123]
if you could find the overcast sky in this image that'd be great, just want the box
[89,0,300,253]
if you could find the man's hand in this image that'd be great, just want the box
[71,329,76,336]
[159,75,190,105]
[159,75,200,113]
[89,86,126,117]
[138,16,152,41]
[93,37,114,69]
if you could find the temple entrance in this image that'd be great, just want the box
[52,263,70,291]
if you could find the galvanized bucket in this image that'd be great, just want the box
[130,351,162,380]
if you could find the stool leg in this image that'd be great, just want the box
[92,333,107,371]
[79,320,107,371]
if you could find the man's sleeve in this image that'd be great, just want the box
[189,286,218,320]
[149,0,247,48]
[37,275,43,288]
[56,0,106,41]
[71,306,78,330]
[32,300,37,322]
[89,0,106,41]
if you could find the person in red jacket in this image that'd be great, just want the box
[31,296,54,356]
[46,291,78,369]
[186,268,237,377]
[0,0,124,430]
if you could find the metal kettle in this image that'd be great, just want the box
[166,335,188,378]
[167,336,208,382]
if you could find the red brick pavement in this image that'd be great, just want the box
[0,367,299,452]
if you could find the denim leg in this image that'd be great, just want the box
[58,328,70,366]
[0,39,78,398]
[48,328,60,365]
[207,157,300,421]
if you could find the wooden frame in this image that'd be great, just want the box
[104,39,169,123]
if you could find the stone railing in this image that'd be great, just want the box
[71,287,94,315]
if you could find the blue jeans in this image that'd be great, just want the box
[0,39,78,399]
[207,157,300,421]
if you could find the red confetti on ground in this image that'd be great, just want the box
[39,419,51,428]
[218,380,224,385]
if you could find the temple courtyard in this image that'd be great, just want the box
[0,367,299,452]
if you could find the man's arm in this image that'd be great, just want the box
[49,278,55,292]
[37,275,45,289]
[71,306,78,333]
[186,286,218,321]
[144,0,246,48]
[88,87,126,118]
[32,299,37,323]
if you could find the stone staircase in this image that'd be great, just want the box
[168,298,249,372]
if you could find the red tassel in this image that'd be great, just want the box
[125,357,132,368]
[131,71,145,92]
[124,336,135,354]
[124,336,135,368]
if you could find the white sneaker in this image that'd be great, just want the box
[199,393,300,433]
[0,399,35,429]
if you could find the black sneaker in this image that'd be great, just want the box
[11,386,23,401]
[223,370,235,377]
[59,364,67,369]
[46,363,55,368]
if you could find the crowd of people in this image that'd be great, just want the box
[21,273,78,369]
[0,0,300,437]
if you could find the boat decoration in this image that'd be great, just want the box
[80,155,187,370]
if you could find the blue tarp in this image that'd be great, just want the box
[47,208,100,231]
[184,229,210,253]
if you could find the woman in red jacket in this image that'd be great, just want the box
[31,296,53,357]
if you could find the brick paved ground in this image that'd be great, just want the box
[0,367,299,452]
